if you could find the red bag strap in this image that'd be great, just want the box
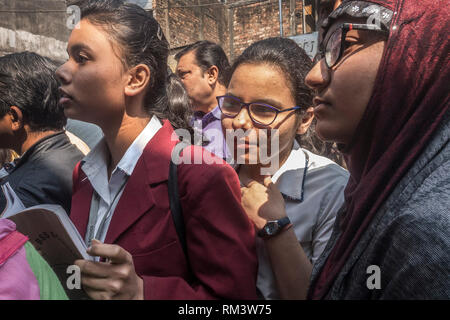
[0,230,29,265]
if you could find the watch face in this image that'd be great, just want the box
[264,222,279,235]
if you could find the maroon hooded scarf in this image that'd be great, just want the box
[309,0,450,299]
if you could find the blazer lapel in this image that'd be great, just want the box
[70,170,94,239]
[104,120,179,244]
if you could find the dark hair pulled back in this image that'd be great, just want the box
[231,37,345,166]
[73,0,191,132]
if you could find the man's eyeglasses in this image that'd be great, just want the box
[217,95,303,126]
[314,23,388,69]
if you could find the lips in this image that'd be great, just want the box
[58,88,74,105]
[313,97,331,117]
[313,97,331,107]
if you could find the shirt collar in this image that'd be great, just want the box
[193,105,221,127]
[82,116,162,183]
[116,116,162,175]
[271,140,308,201]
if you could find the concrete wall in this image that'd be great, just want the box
[0,0,69,61]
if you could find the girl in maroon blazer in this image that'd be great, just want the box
[56,0,257,300]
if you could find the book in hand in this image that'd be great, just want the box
[0,182,26,218]
[3,204,92,299]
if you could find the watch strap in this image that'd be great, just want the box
[258,216,292,238]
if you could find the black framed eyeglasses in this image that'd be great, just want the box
[217,95,303,126]
[314,23,388,69]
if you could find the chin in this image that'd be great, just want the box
[315,122,342,143]
[64,108,81,121]
[64,108,92,125]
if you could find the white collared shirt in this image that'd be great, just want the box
[256,141,349,299]
[81,116,162,244]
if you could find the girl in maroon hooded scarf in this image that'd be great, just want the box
[242,0,449,299]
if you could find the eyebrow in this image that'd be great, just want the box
[67,43,94,56]
[226,93,284,110]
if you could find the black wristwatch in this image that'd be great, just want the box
[257,217,292,239]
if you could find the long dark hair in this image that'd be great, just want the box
[74,0,191,132]
[231,37,345,166]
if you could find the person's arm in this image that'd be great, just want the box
[241,177,312,299]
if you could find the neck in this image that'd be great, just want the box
[15,129,60,156]
[194,84,227,114]
[101,114,151,178]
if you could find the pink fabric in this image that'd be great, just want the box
[0,230,28,265]
[0,219,40,300]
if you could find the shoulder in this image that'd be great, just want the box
[383,160,450,245]
[177,145,237,181]
[301,149,349,208]
[304,148,349,182]
[29,133,84,173]
[382,144,450,232]
[175,145,241,203]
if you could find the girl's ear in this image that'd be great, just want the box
[124,64,151,97]
[296,106,315,135]
[205,65,219,86]
[9,106,24,131]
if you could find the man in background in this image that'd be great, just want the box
[0,52,83,214]
[175,41,231,159]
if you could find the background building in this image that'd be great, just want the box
[0,0,324,65]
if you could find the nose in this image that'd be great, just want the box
[55,61,71,85]
[305,60,330,92]
[232,106,253,130]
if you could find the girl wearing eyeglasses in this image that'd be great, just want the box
[220,37,349,299]
[305,0,449,299]
[55,0,257,300]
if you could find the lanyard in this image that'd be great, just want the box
[298,150,309,203]
[85,177,128,248]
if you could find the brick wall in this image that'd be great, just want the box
[153,1,228,47]
[154,0,312,64]
[228,0,304,60]
[1,0,318,66]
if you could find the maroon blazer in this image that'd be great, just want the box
[70,120,258,299]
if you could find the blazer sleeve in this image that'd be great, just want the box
[141,152,258,299]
